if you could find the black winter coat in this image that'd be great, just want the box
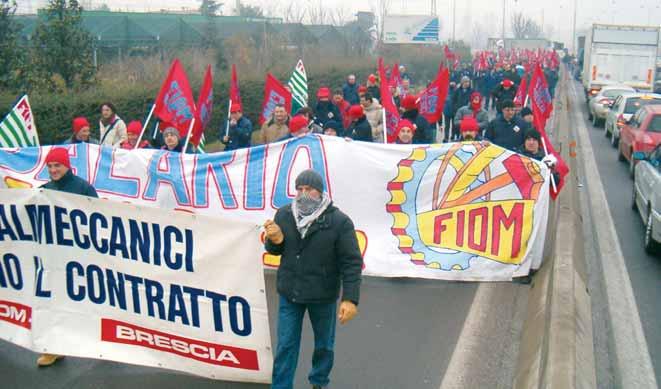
[451,87,473,115]
[265,204,363,305]
[485,116,530,151]
[347,116,373,142]
[314,101,342,127]
[41,170,98,198]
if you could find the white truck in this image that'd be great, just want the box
[582,24,659,100]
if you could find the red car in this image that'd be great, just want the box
[618,104,661,177]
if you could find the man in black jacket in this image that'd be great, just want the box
[345,105,373,142]
[38,147,98,367]
[264,169,362,389]
[485,99,530,151]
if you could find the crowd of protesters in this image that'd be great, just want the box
[57,56,559,166]
[28,52,561,389]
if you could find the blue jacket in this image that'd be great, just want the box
[222,116,252,151]
[343,83,360,105]
[485,116,530,151]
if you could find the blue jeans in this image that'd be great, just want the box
[272,295,337,389]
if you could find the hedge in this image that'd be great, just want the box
[0,57,446,146]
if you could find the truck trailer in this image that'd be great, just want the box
[582,24,659,100]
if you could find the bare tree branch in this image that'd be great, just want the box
[511,12,543,39]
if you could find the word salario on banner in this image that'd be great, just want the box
[0,135,551,282]
[0,190,272,382]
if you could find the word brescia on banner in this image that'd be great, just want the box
[0,189,272,383]
[0,135,550,281]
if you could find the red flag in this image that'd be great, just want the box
[513,76,528,107]
[528,63,569,199]
[389,62,401,89]
[418,67,450,124]
[230,64,242,107]
[443,45,455,61]
[378,58,401,143]
[191,65,213,147]
[260,73,292,125]
[153,58,196,138]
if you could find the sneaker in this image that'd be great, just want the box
[37,353,63,367]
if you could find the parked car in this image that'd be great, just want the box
[632,144,661,253]
[618,104,661,176]
[588,84,635,127]
[605,93,661,146]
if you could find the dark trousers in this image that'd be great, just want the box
[272,295,337,389]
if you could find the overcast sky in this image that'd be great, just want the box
[15,0,661,50]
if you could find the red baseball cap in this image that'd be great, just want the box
[502,79,514,88]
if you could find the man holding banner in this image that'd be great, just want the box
[264,169,362,389]
[37,147,98,367]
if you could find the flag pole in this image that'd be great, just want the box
[540,136,558,193]
[382,106,387,144]
[182,118,196,153]
[225,100,233,137]
[135,104,155,149]
[152,122,160,140]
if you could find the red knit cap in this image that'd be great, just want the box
[368,74,377,83]
[460,117,480,133]
[127,120,142,135]
[358,85,368,93]
[45,147,71,169]
[230,103,242,113]
[72,117,90,134]
[401,95,419,110]
[289,115,309,133]
[348,104,364,119]
[502,79,514,88]
[397,119,415,133]
[317,87,331,99]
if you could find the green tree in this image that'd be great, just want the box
[0,0,24,91]
[30,0,95,90]
[236,3,263,18]
[199,0,221,16]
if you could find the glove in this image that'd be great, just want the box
[542,154,557,168]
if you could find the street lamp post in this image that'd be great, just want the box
[502,0,506,39]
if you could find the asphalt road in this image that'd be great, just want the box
[0,267,531,389]
[571,79,661,385]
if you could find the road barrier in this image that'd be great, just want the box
[514,67,597,389]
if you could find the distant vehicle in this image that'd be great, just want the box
[587,84,635,126]
[605,93,661,146]
[632,144,661,253]
[618,104,661,176]
[582,24,659,99]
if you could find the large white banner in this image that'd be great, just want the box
[0,136,550,281]
[383,15,440,44]
[0,189,272,383]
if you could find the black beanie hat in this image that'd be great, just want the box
[324,120,342,131]
[524,129,542,143]
[501,99,515,109]
[520,107,533,117]
[295,169,324,193]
